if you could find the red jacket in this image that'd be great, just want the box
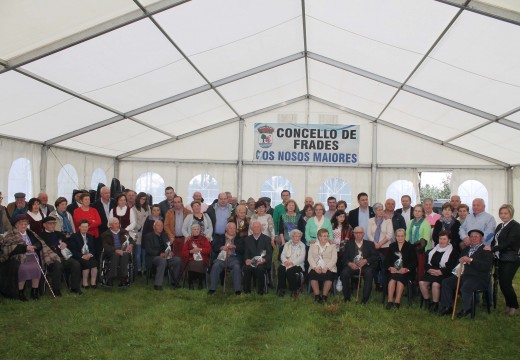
[182,236,211,268]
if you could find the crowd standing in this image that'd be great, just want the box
[0,188,518,318]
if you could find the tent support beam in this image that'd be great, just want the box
[237,119,245,201]
[371,123,377,202]
[435,0,520,27]
[301,0,310,96]
[40,146,48,192]
[507,167,513,204]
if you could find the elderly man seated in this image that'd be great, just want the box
[438,229,493,318]
[243,221,273,294]
[101,217,134,287]
[142,219,181,290]
[208,222,243,295]
[340,226,379,303]
[39,216,82,295]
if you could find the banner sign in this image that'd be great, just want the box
[254,123,359,165]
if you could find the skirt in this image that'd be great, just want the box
[422,272,445,284]
[308,269,336,282]
[80,257,98,270]
[18,255,41,282]
[186,260,206,274]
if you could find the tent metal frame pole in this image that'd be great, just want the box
[114,159,120,180]
[237,119,245,201]
[371,123,377,202]
[40,146,48,192]
[434,0,520,27]
[301,0,310,96]
[507,167,513,204]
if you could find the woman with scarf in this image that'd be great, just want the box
[0,214,60,301]
[419,230,457,313]
[109,193,136,232]
[432,202,461,251]
[305,203,333,246]
[277,229,306,297]
[385,228,417,309]
[182,223,211,289]
[405,204,432,282]
[68,219,98,289]
[49,197,75,237]
[278,200,301,247]
[367,203,394,290]
[308,228,337,304]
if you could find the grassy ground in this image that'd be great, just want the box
[1,275,519,360]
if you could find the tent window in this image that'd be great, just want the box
[91,168,107,190]
[318,178,352,210]
[386,180,417,207]
[260,176,294,208]
[457,180,489,212]
[57,164,79,203]
[188,174,219,205]
[136,172,166,204]
[8,158,33,201]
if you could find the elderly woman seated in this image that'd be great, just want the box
[384,228,417,309]
[182,223,211,289]
[419,230,457,312]
[277,229,306,298]
[308,228,337,304]
[0,214,60,301]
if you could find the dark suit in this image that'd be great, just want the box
[492,220,520,309]
[340,240,379,301]
[441,244,493,311]
[391,213,407,233]
[432,219,461,250]
[395,208,413,221]
[39,230,81,292]
[92,199,115,236]
[66,202,79,217]
[348,206,375,229]
[101,229,134,281]
[242,233,273,293]
[142,230,181,286]
[68,232,97,260]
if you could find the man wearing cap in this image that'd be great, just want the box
[246,197,256,218]
[37,192,55,217]
[438,229,493,317]
[7,192,28,223]
[39,216,82,295]
[0,191,13,234]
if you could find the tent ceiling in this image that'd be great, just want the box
[0,0,519,166]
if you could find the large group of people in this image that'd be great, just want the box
[0,188,518,319]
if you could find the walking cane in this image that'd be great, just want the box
[451,263,464,320]
[223,248,229,294]
[33,253,56,298]
[356,266,363,303]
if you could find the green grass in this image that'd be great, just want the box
[1,276,519,360]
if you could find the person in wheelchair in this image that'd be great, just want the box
[243,221,273,295]
[208,222,243,295]
[100,217,134,287]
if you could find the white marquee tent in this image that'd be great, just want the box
[1,0,519,217]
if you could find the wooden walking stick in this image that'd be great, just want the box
[356,266,363,303]
[34,253,56,298]
[451,263,464,320]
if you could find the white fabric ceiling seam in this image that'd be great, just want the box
[0,0,190,74]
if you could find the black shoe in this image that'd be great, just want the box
[235,291,242,296]
[361,297,369,304]
[277,289,285,297]
[31,288,39,300]
[394,303,401,309]
[291,291,297,298]
[322,296,328,304]
[243,290,251,294]
[457,309,471,318]
[154,285,163,291]
[208,290,215,295]
[344,297,351,303]
[91,285,97,289]
[314,295,322,303]
[437,306,453,316]
[118,281,128,288]
[82,285,90,289]
[19,290,28,302]
[423,298,431,310]
[71,289,83,295]
[106,279,114,287]
[376,284,384,292]
[386,302,394,310]
[53,289,62,297]
[430,302,439,313]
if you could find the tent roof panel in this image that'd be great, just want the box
[134,90,236,135]
[308,59,397,117]
[450,123,520,165]
[218,59,307,115]
[0,0,139,60]
[55,119,170,156]
[408,11,520,115]
[155,0,303,81]
[380,91,489,141]
[477,0,520,13]
[305,0,458,82]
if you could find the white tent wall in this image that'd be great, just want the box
[45,146,115,200]
[514,167,520,216]
[377,168,420,204]
[0,137,41,201]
